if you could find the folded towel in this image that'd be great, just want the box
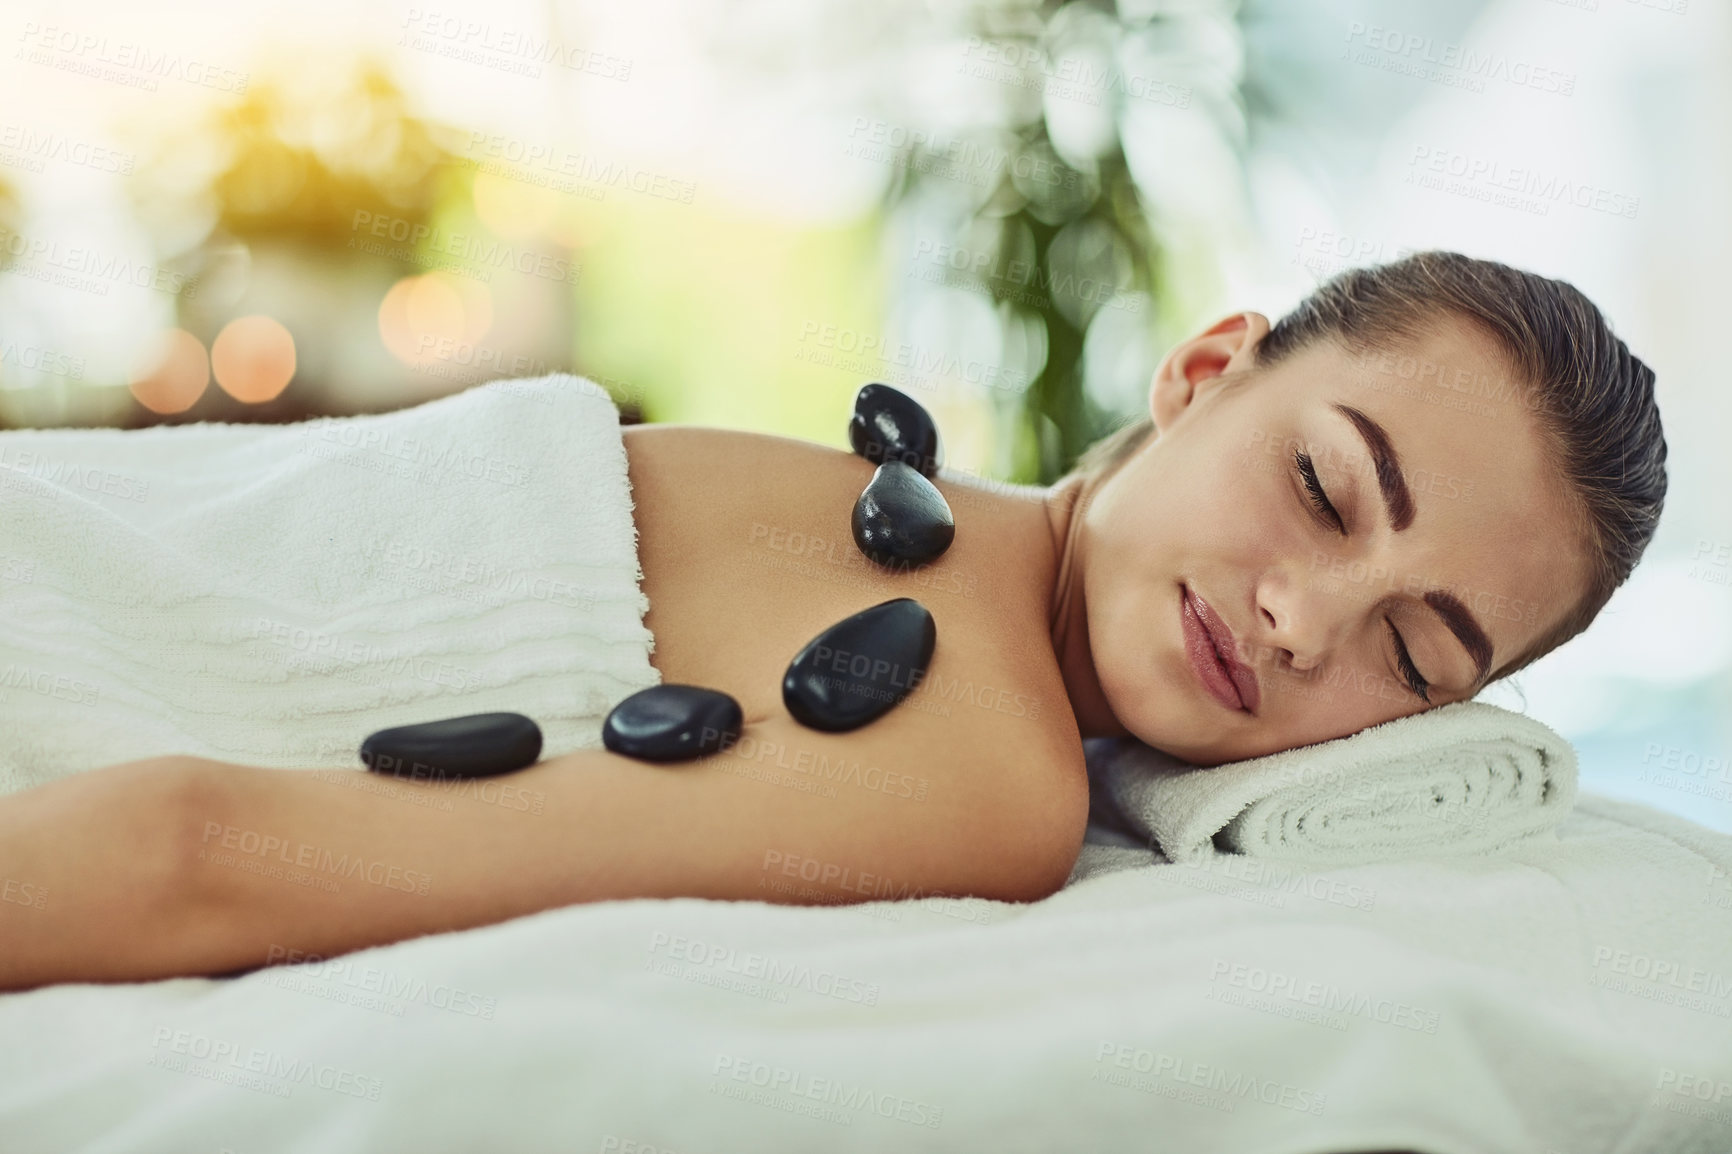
[1086,700,1578,865]
[0,373,661,794]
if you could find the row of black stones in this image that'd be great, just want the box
[360,384,947,777]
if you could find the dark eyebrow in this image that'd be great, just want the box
[1328,403,1494,685]
[1423,589,1495,686]
[1330,403,1415,532]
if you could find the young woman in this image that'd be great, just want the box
[0,251,1666,989]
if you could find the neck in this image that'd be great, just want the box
[1045,471,1131,740]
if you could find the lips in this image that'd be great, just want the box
[1180,585,1261,714]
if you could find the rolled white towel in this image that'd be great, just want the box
[1087,700,1578,865]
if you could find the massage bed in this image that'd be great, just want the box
[1,376,1726,1152]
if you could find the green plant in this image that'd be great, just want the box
[880,0,1225,483]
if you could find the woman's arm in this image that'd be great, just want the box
[0,711,1087,990]
[0,758,209,989]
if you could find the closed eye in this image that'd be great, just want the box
[1295,447,1427,702]
[1384,616,1431,703]
[1294,449,1345,535]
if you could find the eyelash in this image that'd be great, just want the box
[1293,449,1430,703]
[1385,618,1432,703]
[1293,450,1345,535]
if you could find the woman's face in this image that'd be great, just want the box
[1082,312,1587,765]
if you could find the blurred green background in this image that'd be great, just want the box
[6,0,1458,485]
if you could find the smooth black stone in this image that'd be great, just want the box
[782,598,937,732]
[848,383,941,478]
[602,684,743,762]
[361,712,542,781]
[852,461,955,566]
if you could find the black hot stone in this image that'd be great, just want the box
[360,712,542,781]
[782,598,937,732]
[602,684,743,762]
[848,383,941,478]
[852,461,955,566]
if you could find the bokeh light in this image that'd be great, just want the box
[377,272,494,367]
[128,329,211,415]
[211,315,297,402]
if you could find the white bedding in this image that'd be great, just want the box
[3,792,1729,1153]
[3,379,1728,1150]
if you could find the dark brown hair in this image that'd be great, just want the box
[1071,250,1667,685]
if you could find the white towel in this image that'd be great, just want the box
[1087,699,1578,865]
[0,373,661,794]
[4,791,1728,1153]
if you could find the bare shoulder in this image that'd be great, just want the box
[621,423,1090,887]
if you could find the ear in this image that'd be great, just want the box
[1150,311,1271,431]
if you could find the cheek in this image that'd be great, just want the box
[1293,669,1418,733]
[1081,557,1168,716]
[1169,441,1286,544]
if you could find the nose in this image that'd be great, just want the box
[1256,574,1339,674]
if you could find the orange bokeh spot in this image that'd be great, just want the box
[405,274,465,342]
[377,272,494,366]
[129,328,210,414]
[211,315,297,403]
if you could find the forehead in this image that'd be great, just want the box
[1267,323,1588,669]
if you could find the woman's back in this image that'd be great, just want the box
[623,422,1089,834]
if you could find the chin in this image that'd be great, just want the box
[1138,732,1239,767]
[1107,681,1235,766]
